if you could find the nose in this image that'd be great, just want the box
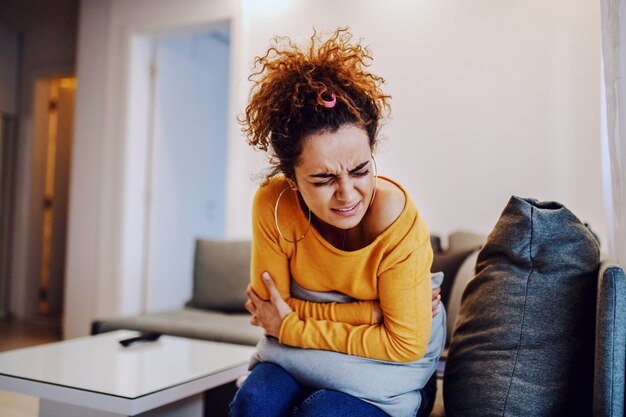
[335,177,357,203]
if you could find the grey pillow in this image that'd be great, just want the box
[186,239,251,313]
[443,196,600,417]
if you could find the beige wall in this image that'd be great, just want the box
[233,0,604,245]
[65,0,604,337]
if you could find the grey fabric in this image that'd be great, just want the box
[444,196,601,417]
[431,271,444,289]
[96,307,264,346]
[594,262,626,417]
[444,250,480,346]
[186,239,251,313]
[290,279,356,303]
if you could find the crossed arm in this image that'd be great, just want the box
[248,185,437,362]
[246,274,442,339]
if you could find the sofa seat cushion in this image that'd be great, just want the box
[444,196,601,417]
[96,308,264,346]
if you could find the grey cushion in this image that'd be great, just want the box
[96,307,264,346]
[444,196,601,417]
[594,262,626,416]
[444,249,480,346]
[432,247,478,310]
[186,239,251,313]
[447,231,485,253]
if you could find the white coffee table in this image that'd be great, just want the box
[0,330,255,417]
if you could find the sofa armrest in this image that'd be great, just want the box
[91,308,263,346]
[594,261,626,417]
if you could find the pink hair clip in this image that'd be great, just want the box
[318,92,337,108]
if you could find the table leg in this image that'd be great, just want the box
[39,393,203,417]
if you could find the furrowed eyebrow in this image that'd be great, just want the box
[309,160,369,178]
[349,160,370,173]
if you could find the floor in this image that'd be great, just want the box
[0,317,62,417]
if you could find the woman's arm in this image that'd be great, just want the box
[249,277,439,332]
[279,239,433,363]
[250,237,433,362]
[289,298,377,325]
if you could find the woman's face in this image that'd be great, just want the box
[292,124,375,231]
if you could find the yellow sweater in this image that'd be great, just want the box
[250,176,433,362]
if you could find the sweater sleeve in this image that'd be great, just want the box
[278,217,433,363]
[289,299,375,326]
[250,183,375,326]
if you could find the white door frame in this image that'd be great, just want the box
[64,0,244,338]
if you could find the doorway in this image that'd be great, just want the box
[125,23,230,313]
[34,76,76,319]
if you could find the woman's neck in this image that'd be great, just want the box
[310,216,343,249]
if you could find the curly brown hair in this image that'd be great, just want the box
[241,28,391,181]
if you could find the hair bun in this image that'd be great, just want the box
[241,28,391,180]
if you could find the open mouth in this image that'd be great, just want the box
[332,201,361,216]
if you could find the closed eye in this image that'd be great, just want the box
[309,160,370,187]
[312,170,369,187]
[313,178,333,187]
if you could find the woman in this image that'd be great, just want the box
[230,28,446,417]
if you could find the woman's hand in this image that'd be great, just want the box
[245,272,293,338]
[371,286,442,324]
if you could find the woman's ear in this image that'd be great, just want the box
[286,177,298,191]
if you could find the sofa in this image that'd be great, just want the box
[93,203,626,417]
[93,239,264,346]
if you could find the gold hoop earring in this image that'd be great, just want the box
[274,187,311,243]
[369,156,378,208]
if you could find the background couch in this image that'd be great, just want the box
[92,239,263,345]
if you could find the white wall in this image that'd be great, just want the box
[143,34,229,312]
[65,0,604,337]
[234,0,604,244]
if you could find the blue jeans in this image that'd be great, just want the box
[229,362,389,417]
